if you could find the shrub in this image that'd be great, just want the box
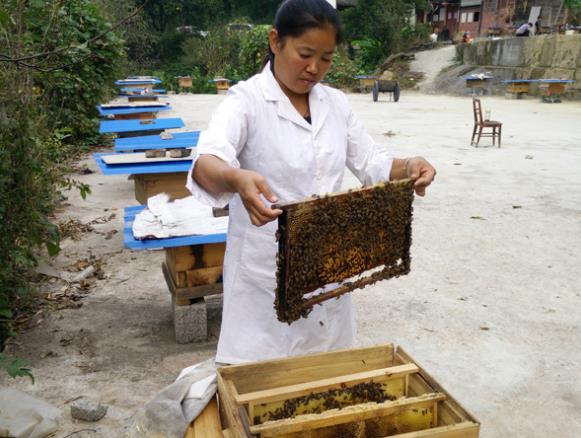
[238,25,270,78]
[0,0,121,378]
[325,47,359,89]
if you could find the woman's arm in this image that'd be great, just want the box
[389,157,436,197]
[193,154,282,226]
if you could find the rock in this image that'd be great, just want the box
[145,149,166,158]
[70,397,108,422]
[72,266,95,282]
[380,70,394,81]
[168,148,192,158]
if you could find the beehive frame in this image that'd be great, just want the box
[274,179,414,323]
[217,344,480,438]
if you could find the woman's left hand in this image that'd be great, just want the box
[404,157,436,197]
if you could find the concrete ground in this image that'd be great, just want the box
[2,90,581,438]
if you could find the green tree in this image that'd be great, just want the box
[341,0,427,59]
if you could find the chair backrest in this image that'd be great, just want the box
[472,98,483,124]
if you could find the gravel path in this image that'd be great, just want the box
[410,45,457,93]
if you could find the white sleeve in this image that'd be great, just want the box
[343,96,394,185]
[186,88,250,207]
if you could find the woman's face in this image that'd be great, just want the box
[269,24,336,97]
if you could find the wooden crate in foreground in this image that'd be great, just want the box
[216,344,479,438]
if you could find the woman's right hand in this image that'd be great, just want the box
[232,169,282,226]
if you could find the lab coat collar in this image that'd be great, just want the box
[259,63,329,134]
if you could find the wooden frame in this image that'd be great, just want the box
[217,344,480,438]
[274,179,414,323]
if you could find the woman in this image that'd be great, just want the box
[187,0,436,364]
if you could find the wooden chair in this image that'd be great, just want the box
[471,98,502,147]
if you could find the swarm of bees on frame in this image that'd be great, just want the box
[275,179,414,323]
[254,380,396,425]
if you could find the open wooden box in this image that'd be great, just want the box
[217,344,479,438]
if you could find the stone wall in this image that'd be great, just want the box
[461,34,581,97]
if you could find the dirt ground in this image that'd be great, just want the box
[2,88,581,438]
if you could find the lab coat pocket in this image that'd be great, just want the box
[238,222,278,294]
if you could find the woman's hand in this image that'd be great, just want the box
[232,169,282,226]
[390,156,436,196]
[404,157,436,197]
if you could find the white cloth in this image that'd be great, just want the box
[186,64,395,364]
[129,359,217,438]
[516,23,531,35]
[132,193,228,239]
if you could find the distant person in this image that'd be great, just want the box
[430,31,438,44]
[535,16,542,35]
[516,22,532,37]
[462,31,471,43]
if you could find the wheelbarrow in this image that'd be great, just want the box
[372,80,400,102]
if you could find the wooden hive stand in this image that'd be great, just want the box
[163,242,226,343]
[215,344,480,438]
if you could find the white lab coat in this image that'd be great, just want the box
[186,65,395,364]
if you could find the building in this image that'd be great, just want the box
[418,0,568,39]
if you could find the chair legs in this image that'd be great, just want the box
[471,124,502,148]
[476,126,483,146]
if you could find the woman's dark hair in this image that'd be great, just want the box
[263,0,343,71]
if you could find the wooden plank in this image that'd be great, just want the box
[102,150,193,165]
[217,374,255,438]
[219,344,396,394]
[236,363,418,406]
[396,348,479,427]
[249,393,446,437]
[251,377,406,425]
[193,397,223,438]
[184,396,223,438]
[379,421,479,438]
[402,361,464,427]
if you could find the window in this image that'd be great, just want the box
[474,11,480,22]
[461,12,467,23]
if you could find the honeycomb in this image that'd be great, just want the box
[275,179,414,323]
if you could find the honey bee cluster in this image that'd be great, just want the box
[275,180,414,323]
[254,380,396,425]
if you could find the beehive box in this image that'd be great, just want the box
[132,172,190,205]
[217,344,479,438]
[164,242,225,295]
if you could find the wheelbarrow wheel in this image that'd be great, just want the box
[372,81,379,102]
[393,83,400,102]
